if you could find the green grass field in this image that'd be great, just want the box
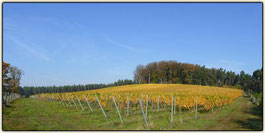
[3,93,262,130]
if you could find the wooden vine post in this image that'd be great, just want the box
[72,99,79,111]
[60,97,65,106]
[127,93,129,116]
[67,97,72,107]
[157,96,160,112]
[146,94,148,116]
[219,100,222,110]
[112,96,123,123]
[138,98,148,127]
[179,104,182,123]
[95,95,107,118]
[212,103,214,113]
[195,96,198,119]
[76,95,84,111]
[171,95,174,124]
[174,96,176,115]
[83,95,93,112]
[63,98,68,107]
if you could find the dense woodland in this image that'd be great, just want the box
[2,60,263,98]
[134,61,263,93]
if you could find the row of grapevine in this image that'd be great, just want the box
[39,93,236,110]
[37,84,242,111]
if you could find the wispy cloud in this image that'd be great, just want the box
[3,18,18,32]
[65,54,106,64]
[33,17,85,32]
[10,36,52,62]
[105,37,139,53]
[4,23,17,31]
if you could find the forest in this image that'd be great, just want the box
[134,61,263,93]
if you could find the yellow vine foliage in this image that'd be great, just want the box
[37,84,243,110]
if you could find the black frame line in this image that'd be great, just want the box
[1,2,263,132]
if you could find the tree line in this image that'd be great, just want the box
[134,60,262,93]
[21,79,134,97]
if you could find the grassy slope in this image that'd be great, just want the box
[3,94,262,130]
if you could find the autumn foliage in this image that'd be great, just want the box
[3,62,10,92]
[37,84,243,111]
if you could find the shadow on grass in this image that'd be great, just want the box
[3,99,18,109]
[3,104,15,116]
[234,105,263,131]
[4,104,12,108]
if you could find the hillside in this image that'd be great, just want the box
[37,84,242,110]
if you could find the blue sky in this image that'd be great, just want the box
[3,3,262,87]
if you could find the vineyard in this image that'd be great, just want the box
[33,84,243,129]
